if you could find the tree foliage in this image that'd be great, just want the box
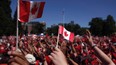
[89,18,103,36]
[13,9,23,35]
[64,21,80,35]
[46,25,58,36]
[102,15,116,36]
[46,21,82,36]
[30,22,46,34]
[0,0,116,36]
[89,15,116,36]
[0,0,15,36]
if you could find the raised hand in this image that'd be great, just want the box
[8,51,29,65]
[49,47,68,65]
[86,29,115,65]
[86,29,94,47]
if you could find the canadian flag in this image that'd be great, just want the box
[18,0,45,22]
[58,25,74,42]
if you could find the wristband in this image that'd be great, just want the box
[91,44,97,48]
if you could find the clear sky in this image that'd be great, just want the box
[10,0,116,27]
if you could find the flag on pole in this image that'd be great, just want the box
[18,0,45,22]
[58,25,74,42]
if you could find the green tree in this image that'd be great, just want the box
[0,0,14,35]
[78,27,88,35]
[89,18,103,36]
[46,25,58,36]
[46,21,81,36]
[46,27,52,35]
[13,9,23,35]
[30,22,45,34]
[64,21,80,35]
[102,15,116,36]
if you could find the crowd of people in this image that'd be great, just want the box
[0,30,116,65]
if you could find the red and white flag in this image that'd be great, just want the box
[18,0,45,22]
[58,25,74,42]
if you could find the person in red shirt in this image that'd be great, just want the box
[0,44,6,54]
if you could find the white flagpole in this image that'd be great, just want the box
[56,9,65,48]
[16,0,19,50]
[56,9,65,47]
[56,33,59,48]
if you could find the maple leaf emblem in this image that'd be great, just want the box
[31,3,38,15]
[64,31,68,37]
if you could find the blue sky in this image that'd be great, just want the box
[10,0,116,27]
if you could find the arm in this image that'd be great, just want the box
[68,58,78,65]
[86,30,115,65]
[70,43,76,53]
[93,46,114,65]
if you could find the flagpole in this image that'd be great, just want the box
[56,33,59,48]
[62,9,65,27]
[56,9,65,48]
[16,0,19,51]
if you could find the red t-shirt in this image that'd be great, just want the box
[91,59,99,65]
[91,54,99,65]
[0,45,6,54]
[45,56,52,65]
[112,52,116,59]
[74,45,82,53]
[112,59,116,64]
[35,60,40,65]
